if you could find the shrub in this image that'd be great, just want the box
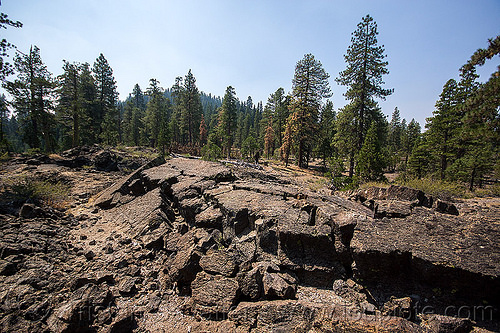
[201,142,222,161]
[397,177,466,201]
[7,176,71,209]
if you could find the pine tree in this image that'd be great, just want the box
[425,79,460,179]
[78,63,97,144]
[144,79,170,148]
[122,84,145,146]
[92,53,118,143]
[218,86,238,159]
[56,61,95,148]
[336,14,392,152]
[131,83,146,110]
[281,113,297,167]
[169,76,183,145]
[401,118,421,168]
[387,107,403,171]
[180,69,202,145]
[264,117,274,159]
[5,46,55,151]
[333,104,356,177]
[407,136,431,179]
[355,122,386,182]
[288,53,331,168]
[316,100,336,166]
[0,12,22,82]
[271,88,289,148]
[199,114,208,146]
[0,94,8,151]
[450,36,499,190]
[241,135,258,160]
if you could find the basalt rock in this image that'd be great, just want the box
[1,155,497,332]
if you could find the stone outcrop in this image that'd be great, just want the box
[1,156,498,332]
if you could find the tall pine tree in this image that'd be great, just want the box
[5,46,55,151]
[180,69,202,145]
[287,53,331,168]
[218,86,237,159]
[92,53,118,144]
[335,14,392,177]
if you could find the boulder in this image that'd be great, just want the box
[93,150,119,171]
[164,245,202,291]
[191,271,239,315]
[195,205,224,229]
[262,271,297,299]
[199,249,238,277]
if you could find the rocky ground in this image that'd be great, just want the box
[0,149,498,332]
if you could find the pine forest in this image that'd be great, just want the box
[1,13,499,195]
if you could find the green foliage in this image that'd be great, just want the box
[241,135,258,159]
[0,151,10,161]
[180,69,203,145]
[0,12,23,81]
[4,46,56,152]
[56,61,95,148]
[218,86,238,159]
[315,100,336,165]
[336,14,393,155]
[7,176,70,209]
[287,53,331,168]
[397,177,466,201]
[355,122,387,183]
[143,79,171,149]
[93,53,118,142]
[201,141,222,161]
[412,35,499,190]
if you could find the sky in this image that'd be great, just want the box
[1,0,499,126]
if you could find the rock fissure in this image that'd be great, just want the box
[1,155,498,332]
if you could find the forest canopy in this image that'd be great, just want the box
[0,11,498,193]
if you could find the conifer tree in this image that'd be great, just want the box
[0,12,22,82]
[333,103,357,177]
[355,122,386,182]
[76,63,97,144]
[199,114,208,146]
[387,107,403,171]
[281,112,300,167]
[401,118,421,168]
[316,100,336,166]
[264,118,274,159]
[92,53,118,143]
[180,69,202,145]
[0,94,8,151]
[144,79,170,148]
[218,86,237,159]
[450,36,499,190]
[57,61,96,148]
[336,14,392,153]
[270,88,289,148]
[425,79,460,179]
[169,76,183,145]
[5,46,55,151]
[407,136,431,179]
[131,83,146,110]
[287,53,331,168]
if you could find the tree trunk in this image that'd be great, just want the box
[348,153,355,178]
[469,167,476,192]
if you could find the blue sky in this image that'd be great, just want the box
[1,0,499,126]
